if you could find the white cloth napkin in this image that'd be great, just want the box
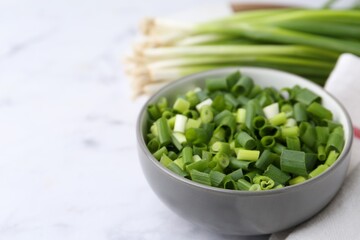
[270,53,360,240]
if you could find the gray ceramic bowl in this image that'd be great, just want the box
[136,67,353,235]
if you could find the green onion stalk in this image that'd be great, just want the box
[125,9,360,97]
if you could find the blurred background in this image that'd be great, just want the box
[0,0,358,239]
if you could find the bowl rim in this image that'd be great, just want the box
[137,67,353,196]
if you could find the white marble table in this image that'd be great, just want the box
[0,0,355,239]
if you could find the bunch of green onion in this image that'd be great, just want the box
[146,71,345,191]
[125,9,360,97]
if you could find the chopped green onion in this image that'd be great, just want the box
[280,149,308,176]
[185,128,208,144]
[255,149,279,170]
[202,150,213,161]
[174,114,188,133]
[236,149,260,161]
[229,158,253,170]
[245,100,256,131]
[185,118,201,130]
[263,102,279,119]
[231,76,254,95]
[281,126,300,138]
[193,143,207,156]
[173,98,190,114]
[183,110,199,119]
[236,108,246,123]
[253,175,275,190]
[325,150,339,166]
[309,164,328,178]
[317,145,326,161]
[249,183,262,191]
[214,109,232,124]
[209,171,226,187]
[269,112,287,126]
[190,170,211,186]
[228,168,244,181]
[272,142,286,155]
[168,151,178,160]
[186,159,209,172]
[160,154,173,167]
[315,126,330,145]
[305,153,318,171]
[193,155,202,162]
[212,94,226,112]
[206,77,228,92]
[171,132,186,150]
[236,131,257,150]
[281,104,293,117]
[211,141,231,154]
[200,105,214,124]
[264,164,291,185]
[148,104,161,120]
[237,179,252,190]
[237,95,249,106]
[299,122,316,148]
[213,152,230,169]
[289,176,307,185]
[285,118,297,127]
[307,102,333,120]
[156,117,172,146]
[294,103,308,122]
[260,136,276,148]
[226,71,241,89]
[260,125,279,137]
[244,170,261,183]
[168,116,176,129]
[167,162,187,177]
[252,115,267,130]
[147,138,160,153]
[182,146,193,165]
[326,130,344,154]
[224,93,239,109]
[162,110,174,119]
[295,88,320,105]
[216,115,237,141]
[174,157,185,170]
[196,98,213,112]
[248,85,263,99]
[145,70,344,191]
[153,146,168,160]
[286,137,301,151]
[185,90,200,107]
[223,176,238,190]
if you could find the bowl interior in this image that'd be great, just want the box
[138,67,353,193]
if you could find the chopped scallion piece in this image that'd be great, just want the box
[289,176,307,185]
[196,98,213,112]
[190,170,211,186]
[173,98,190,114]
[307,102,333,120]
[325,150,339,166]
[281,150,308,176]
[236,131,257,150]
[309,164,329,178]
[237,179,252,190]
[174,114,188,133]
[263,102,279,119]
[236,108,246,123]
[236,149,260,161]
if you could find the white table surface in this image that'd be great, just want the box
[0,0,356,239]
